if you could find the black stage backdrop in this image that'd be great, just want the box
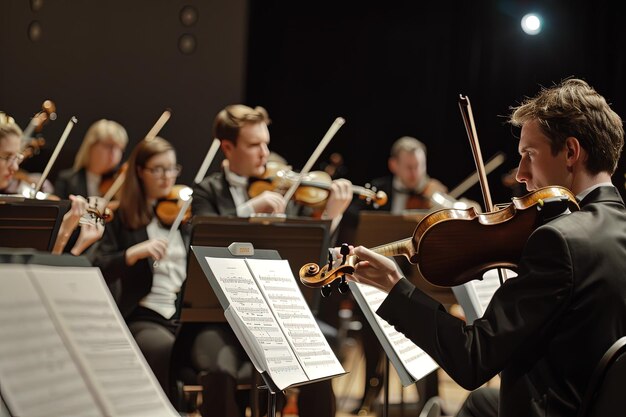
[2,0,625,204]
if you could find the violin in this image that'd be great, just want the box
[404,178,452,210]
[154,184,193,227]
[299,186,580,295]
[3,101,57,198]
[248,161,388,208]
[98,162,129,211]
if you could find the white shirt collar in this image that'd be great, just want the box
[224,165,248,188]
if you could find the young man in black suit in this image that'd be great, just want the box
[343,78,626,417]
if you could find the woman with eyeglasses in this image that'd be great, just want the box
[89,136,188,400]
[0,121,23,194]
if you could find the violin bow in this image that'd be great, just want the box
[153,138,221,268]
[169,137,220,239]
[458,95,508,284]
[448,151,506,200]
[145,109,172,141]
[102,109,173,204]
[34,117,77,195]
[282,117,346,205]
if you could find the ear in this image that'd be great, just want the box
[564,136,581,168]
[221,140,234,159]
[388,157,398,175]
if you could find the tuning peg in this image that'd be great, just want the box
[321,285,333,298]
[338,276,350,294]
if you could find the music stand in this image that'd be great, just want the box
[354,211,449,416]
[0,196,70,252]
[181,215,331,323]
[191,244,345,417]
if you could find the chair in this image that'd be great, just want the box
[577,336,626,417]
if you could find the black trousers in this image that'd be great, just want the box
[455,387,499,417]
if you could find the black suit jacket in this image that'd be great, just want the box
[54,168,88,199]
[89,214,190,319]
[192,170,307,217]
[377,186,626,417]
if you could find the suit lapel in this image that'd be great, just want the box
[215,173,238,215]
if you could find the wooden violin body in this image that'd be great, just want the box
[300,186,579,289]
[248,161,388,207]
[154,184,193,227]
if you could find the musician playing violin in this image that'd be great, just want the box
[0,121,23,193]
[192,104,353,234]
[89,137,193,400]
[345,135,447,415]
[54,118,128,199]
[341,79,626,417]
[0,116,54,196]
[190,104,349,417]
[0,120,103,255]
[370,136,448,213]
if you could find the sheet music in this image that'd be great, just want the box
[0,265,101,417]
[0,264,179,417]
[205,257,307,390]
[30,266,178,417]
[245,258,345,381]
[456,269,516,322]
[351,282,439,385]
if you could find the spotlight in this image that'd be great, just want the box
[521,13,542,35]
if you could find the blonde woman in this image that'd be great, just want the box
[55,119,128,198]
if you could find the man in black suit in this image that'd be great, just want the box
[369,136,449,214]
[192,104,352,232]
[344,135,450,415]
[343,78,626,417]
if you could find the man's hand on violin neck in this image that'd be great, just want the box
[249,190,286,214]
[337,245,402,293]
[324,179,352,219]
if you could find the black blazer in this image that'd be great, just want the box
[89,214,191,319]
[192,170,306,217]
[54,168,88,199]
[377,186,626,417]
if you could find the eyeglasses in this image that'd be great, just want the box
[0,153,24,165]
[143,164,182,177]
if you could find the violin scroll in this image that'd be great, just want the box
[300,243,354,296]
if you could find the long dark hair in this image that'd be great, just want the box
[118,137,175,229]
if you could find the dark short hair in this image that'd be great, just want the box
[509,78,624,174]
